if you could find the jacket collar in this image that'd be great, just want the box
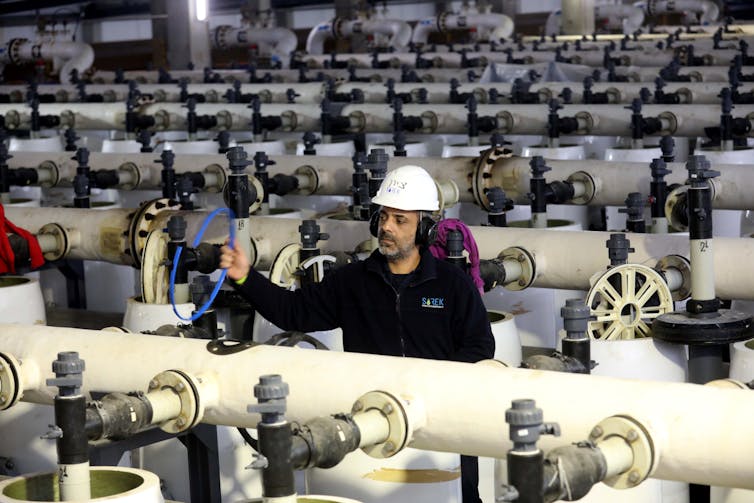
[365,247,437,285]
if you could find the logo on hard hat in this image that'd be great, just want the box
[385,179,408,194]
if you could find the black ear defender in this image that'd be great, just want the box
[370,209,438,246]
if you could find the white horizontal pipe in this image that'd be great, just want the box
[2,325,754,489]
[0,102,321,131]
[9,205,754,300]
[640,0,720,24]
[339,102,754,136]
[0,82,326,104]
[337,18,411,52]
[12,151,754,212]
[595,4,645,34]
[2,39,94,84]
[212,26,297,65]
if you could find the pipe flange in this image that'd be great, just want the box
[294,165,319,195]
[332,17,347,39]
[435,179,459,210]
[258,90,272,103]
[0,352,21,410]
[495,110,513,133]
[654,254,691,301]
[657,111,677,135]
[499,246,535,291]
[280,110,297,132]
[676,87,692,104]
[205,90,219,103]
[704,378,750,389]
[37,223,70,261]
[117,162,140,190]
[4,110,20,130]
[586,263,674,340]
[605,87,621,104]
[203,163,226,193]
[472,87,486,103]
[664,185,688,232]
[59,110,75,129]
[216,110,232,129]
[148,369,202,434]
[269,243,301,289]
[213,25,233,50]
[686,71,702,82]
[566,170,597,204]
[471,145,514,211]
[37,160,59,188]
[6,38,27,65]
[346,110,365,133]
[437,11,450,33]
[574,111,594,134]
[152,89,166,102]
[537,88,553,103]
[589,415,654,490]
[353,390,408,459]
[55,89,70,103]
[141,230,169,304]
[126,198,181,268]
[418,111,437,133]
[570,55,582,65]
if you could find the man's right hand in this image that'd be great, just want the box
[219,239,251,281]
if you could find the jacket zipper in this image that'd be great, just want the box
[395,291,405,356]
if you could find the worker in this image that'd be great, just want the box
[220,164,495,503]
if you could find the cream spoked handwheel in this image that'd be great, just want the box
[586,263,673,340]
[268,243,337,290]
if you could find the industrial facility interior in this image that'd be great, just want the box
[2,0,754,502]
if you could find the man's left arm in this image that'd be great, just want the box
[451,281,495,363]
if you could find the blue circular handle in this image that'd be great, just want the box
[169,207,236,322]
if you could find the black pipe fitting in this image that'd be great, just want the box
[137,130,153,152]
[386,78,413,104]
[503,399,560,503]
[249,375,295,499]
[0,143,11,194]
[659,135,675,162]
[46,352,88,466]
[626,99,662,141]
[176,175,198,210]
[542,443,607,502]
[253,151,274,204]
[85,392,154,441]
[449,78,473,104]
[654,77,680,104]
[606,233,634,267]
[167,215,189,285]
[64,128,79,151]
[290,414,361,469]
[249,97,283,137]
[478,258,506,292]
[72,148,91,209]
[529,156,551,215]
[320,97,351,136]
[485,186,514,227]
[560,299,592,374]
[511,78,539,104]
[392,131,407,157]
[619,192,647,233]
[444,230,467,270]
[366,148,389,202]
[351,151,370,220]
[90,170,120,190]
[7,167,38,187]
[391,98,423,134]
[649,158,672,220]
[686,155,719,242]
[216,130,231,154]
[302,131,319,155]
[547,99,579,140]
[157,149,177,200]
[226,146,254,219]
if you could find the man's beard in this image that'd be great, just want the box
[378,231,414,261]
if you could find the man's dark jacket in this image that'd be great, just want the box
[233,248,495,363]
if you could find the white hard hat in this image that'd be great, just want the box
[372,165,439,211]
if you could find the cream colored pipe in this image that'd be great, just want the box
[0,102,321,132]
[13,151,754,212]
[1,39,94,85]
[10,205,754,300]
[0,83,327,104]
[2,325,754,489]
[339,103,754,136]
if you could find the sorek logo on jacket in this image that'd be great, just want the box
[421,297,445,309]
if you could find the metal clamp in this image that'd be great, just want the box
[352,391,409,459]
[590,415,654,489]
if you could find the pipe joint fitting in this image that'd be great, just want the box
[147,369,205,434]
[588,415,654,489]
[352,390,411,459]
[0,351,22,410]
[498,246,536,291]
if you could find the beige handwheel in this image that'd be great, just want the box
[268,243,301,290]
[587,263,673,340]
